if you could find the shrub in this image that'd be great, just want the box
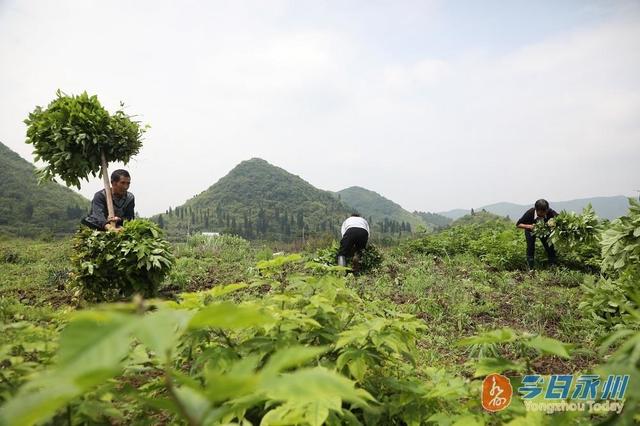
[312,241,384,272]
[71,219,174,301]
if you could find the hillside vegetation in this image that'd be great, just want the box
[0,142,88,237]
[155,159,357,241]
[2,199,639,424]
[335,186,425,232]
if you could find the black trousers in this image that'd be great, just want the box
[525,230,556,265]
[338,228,369,258]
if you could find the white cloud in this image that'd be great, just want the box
[0,1,638,216]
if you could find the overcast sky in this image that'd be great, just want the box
[1,0,639,216]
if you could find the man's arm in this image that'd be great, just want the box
[84,191,109,230]
[516,209,534,230]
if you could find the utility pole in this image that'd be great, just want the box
[635,190,640,201]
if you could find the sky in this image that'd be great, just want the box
[1,0,639,216]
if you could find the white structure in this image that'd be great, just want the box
[201,232,220,237]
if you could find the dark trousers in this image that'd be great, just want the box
[338,228,369,258]
[525,230,556,267]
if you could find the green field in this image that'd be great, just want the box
[1,204,639,425]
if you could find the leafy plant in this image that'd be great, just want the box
[0,262,481,425]
[580,199,640,328]
[458,327,573,377]
[532,219,553,239]
[71,219,174,301]
[407,221,526,270]
[24,90,146,188]
[312,241,383,273]
[549,205,600,248]
[601,198,640,275]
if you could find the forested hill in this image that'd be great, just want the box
[335,186,426,233]
[152,158,353,241]
[0,142,89,237]
[413,211,453,229]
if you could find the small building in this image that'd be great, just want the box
[201,232,221,237]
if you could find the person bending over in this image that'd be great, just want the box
[338,214,370,269]
[516,199,557,269]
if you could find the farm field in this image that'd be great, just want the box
[1,204,638,425]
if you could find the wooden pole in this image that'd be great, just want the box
[101,151,115,222]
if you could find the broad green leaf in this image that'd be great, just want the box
[525,336,571,358]
[173,385,211,424]
[262,345,327,375]
[57,312,134,376]
[456,328,517,346]
[0,377,79,426]
[204,355,262,403]
[189,302,274,330]
[336,324,371,349]
[261,404,308,426]
[473,357,525,377]
[134,309,193,361]
[263,367,375,408]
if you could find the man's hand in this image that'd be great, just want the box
[105,223,123,233]
[107,216,121,223]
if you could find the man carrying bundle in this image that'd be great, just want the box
[82,169,135,232]
[338,214,370,270]
[516,199,558,269]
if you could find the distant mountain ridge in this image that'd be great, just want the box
[438,196,632,221]
[0,141,89,237]
[335,186,425,232]
[152,158,353,241]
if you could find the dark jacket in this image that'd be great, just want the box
[516,207,558,226]
[82,190,135,230]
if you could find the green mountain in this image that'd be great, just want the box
[438,196,632,221]
[0,141,89,237]
[451,209,510,226]
[412,211,452,229]
[153,158,353,241]
[335,186,426,233]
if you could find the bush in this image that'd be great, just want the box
[407,221,526,270]
[164,257,211,290]
[581,199,640,328]
[601,198,640,275]
[408,213,604,271]
[312,241,384,272]
[71,220,174,301]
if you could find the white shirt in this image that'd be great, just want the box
[341,216,370,237]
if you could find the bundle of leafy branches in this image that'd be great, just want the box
[531,219,553,239]
[313,241,383,272]
[538,205,602,269]
[24,90,146,188]
[71,220,174,302]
